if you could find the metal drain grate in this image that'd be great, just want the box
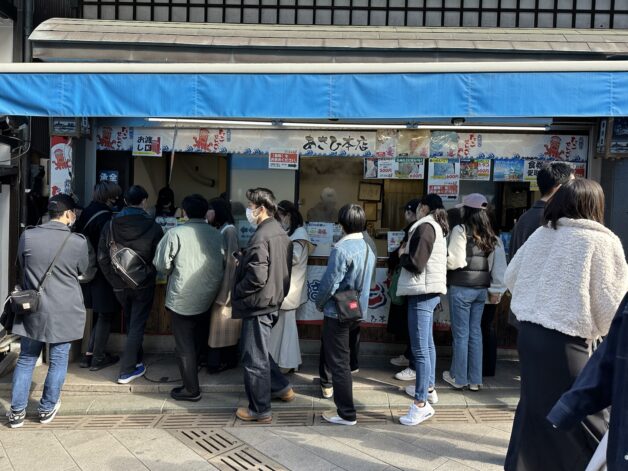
[170,429,242,459]
[79,414,162,429]
[17,416,86,430]
[157,413,235,429]
[210,445,286,471]
[314,409,391,426]
[469,408,515,423]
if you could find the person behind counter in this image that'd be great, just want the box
[315,204,376,426]
[395,194,449,426]
[75,181,123,372]
[153,194,224,401]
[98,185,164,385]
[206,197,241,374]
[233,188,295,424]
[150,186,183,219]
[444,193,506,392]
[270,201,314,374]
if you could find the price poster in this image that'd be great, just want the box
[395,157,425,179]
[306,222,334,256]
[427,158,460,201]
[269,150,299,170]
[460,159,491,181]
[387,231,405,253]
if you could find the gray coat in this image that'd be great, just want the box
[13,221,89,344]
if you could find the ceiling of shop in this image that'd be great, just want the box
[30,17,628,63]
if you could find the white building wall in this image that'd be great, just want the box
[0,19,13,62]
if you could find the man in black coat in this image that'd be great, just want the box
[98,185,163,384]
[233,188,294,423]
[75,181,122,371]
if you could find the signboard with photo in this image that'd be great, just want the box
[493,159,524,182]
[459,159,491,181]
[50,136,73,196]
[396,129,430,157]
[427,158,460,201]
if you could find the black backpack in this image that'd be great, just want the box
[107,220,154,289]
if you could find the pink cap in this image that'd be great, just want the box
[456,193,488,209]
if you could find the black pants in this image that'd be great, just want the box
[208,346,239,370]
[319,317,358,422]
[115,285,155,375]
[241,313,291,417]
[481,304,497,377]
[505,322,605,471]
[170,310,206,395]
[319,321,360,387]
[87,311,114,360]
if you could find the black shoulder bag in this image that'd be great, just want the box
[108,220,153,289]
[332,242,370,324]
[8,233,72,318]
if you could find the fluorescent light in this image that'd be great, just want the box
[147,118,548,132]
[147,118,274,127]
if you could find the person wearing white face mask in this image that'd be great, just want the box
[233,188,295,424]
[269,200,314,374]
[8,194,89,428]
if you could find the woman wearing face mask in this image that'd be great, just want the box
[206,197,241,374]
[74,181,123,371]
[395,194,449,425]
[269,201,314,373]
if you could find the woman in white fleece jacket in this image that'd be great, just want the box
[504,179,628,471]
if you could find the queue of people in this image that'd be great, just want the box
[5,163,628,471]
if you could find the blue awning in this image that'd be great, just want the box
[1,71,627,118]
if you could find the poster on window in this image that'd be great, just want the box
[387,231,405,253]
[396,129,430,157]
[523,159,543,186]
[376,158,394,178]
[493,159,525,182]
[49,136,73,196]
[133,133,163,157]
[268,150,299,170]
[427,158,460,201]
[568,162,587,178]
[364,158,378,178]
[306,222,334,257]
[459,159,491,181]
[394,157,425,179]
[375,130,397,157]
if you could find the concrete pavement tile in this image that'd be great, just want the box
[462,391,519,408]
[270,426,321,445]
[434,459,478,470]
[111,429,218,471]
[0,439,13,471]
[253,435,340,471]
[299,434,391,471]
[359,423,425,445]
[0,430,77,470]
[54,430,149,471]
[87,394,166,414]
[353,390,390,408]
[162,393,241,413]
[488,422,513,434]
[227,427,276,447]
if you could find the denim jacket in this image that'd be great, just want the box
[315,233,376,320]
[547,293,628,471]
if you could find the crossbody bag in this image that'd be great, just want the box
[332,242,369,323]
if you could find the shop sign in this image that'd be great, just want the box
[268,150,299,170]
[493,158,524,182]
[50,118,81,137]
[427,158,460,202]
[306,222,334,257]
[363,157,425,179]
[97,126,132,151]
[50,136,73,196]
[133,134,163,157]
[178,128,228,153]
[523,159,543,187]
[430,131,589,162]
[296,266,390,324]
[460,159,491,181]
[387,231,405,253]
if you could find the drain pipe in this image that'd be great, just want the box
[23,0,33,63]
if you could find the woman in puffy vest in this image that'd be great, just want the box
[395,194,449,426]
[444,193,506,392]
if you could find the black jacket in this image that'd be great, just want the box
[510,200,545,259]
[231,218,293,319]
[97,208,163,290]
[75,201,119,312]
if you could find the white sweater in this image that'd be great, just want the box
[505,218,628,339]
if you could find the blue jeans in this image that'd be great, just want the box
[448,286,487,386]
[408,294,440,402]
[11,337,72,412]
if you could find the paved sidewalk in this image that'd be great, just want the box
[0,415,513,470]
[0,354,520,416]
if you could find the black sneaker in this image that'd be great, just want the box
[79,354,93,368]
[170,387,202,402]
[39,402,61,425]
[7,409,25,429]
[89,353,120,371]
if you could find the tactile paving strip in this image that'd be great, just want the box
[235,410,315,427]
[469,408,515,423]
[156,412,235,429]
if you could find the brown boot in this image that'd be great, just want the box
[236,407,272,423]
[277,388,296,402]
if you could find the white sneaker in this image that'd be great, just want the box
[404,385,439,404]
[469,384,480,392]
[395,368,416,381]
[399,402,435,426]
[322,410,356,426]
[321,386,334,399]
[390,355,410,367]
[442,370,465,389]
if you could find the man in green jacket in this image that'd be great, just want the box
[153,194,224,401]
